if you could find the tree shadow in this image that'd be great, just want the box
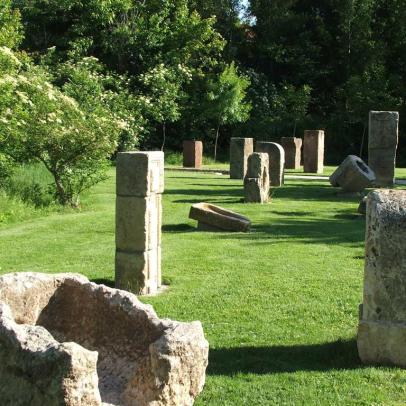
[164,187,242,197]
[208,338,362,376]
[91,278,115,288]
[162,223,195,233]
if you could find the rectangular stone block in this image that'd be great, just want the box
[230,138,254,179]
[116,151,164,197]
[368,111,399,187]
[115,247,161,295]
[303,130,324,173]
[183,141,203,168]
[280,137,302,169]
[116,195,162,252]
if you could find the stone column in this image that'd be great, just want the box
[244,153,269,203]
[280,137,302,170]
[230,137,254,179]
[303,130,324,173]
[183,140,203,169]
[368,111,399,187]
[255,141,285,187]
[358,190,406,366]
[115,151,164,295]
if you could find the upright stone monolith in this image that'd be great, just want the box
[230,137,254,179]
[280,137,302,170]
[244,152,269,203]
[358,190,406,366]
[115,151,164,295]
[255,142,285,187]
[303,130,324,173]
[368,111,399,187]
[183,140,203,169]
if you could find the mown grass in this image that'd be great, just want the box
[1,168,406,404]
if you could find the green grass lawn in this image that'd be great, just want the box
[1,169,406,404]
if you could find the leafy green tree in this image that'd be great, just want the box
[207,62,251,160]
[0,0,22,49]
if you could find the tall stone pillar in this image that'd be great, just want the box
[183,140,203,169]
[115,151,164,295]
[255,141,285,187]
[244,153,269,203]
[303,130,324,173]
[230,137,254,179]
[280,137,302,170]
[368,111,399,187]
[358,190,406,366]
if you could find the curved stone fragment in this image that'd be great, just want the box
[0,272,208,406]
[255,141,285,187]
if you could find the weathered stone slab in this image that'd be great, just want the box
[115,151,163,295]
[329,155,376,192]
[357,190,406,366]
[116,151,164,197]
[244,153,269,203]
[0,272,209,405]
[303,130,324,173]
[189,203,251,232]
[183,140,203,169]
[280,137,302,169]
[368,111,399,187]
[255,141,285,187]
[229,137,254,179]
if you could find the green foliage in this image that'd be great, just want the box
[0,0,22,49]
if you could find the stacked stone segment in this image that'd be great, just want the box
[115,151,163,295]
[230,137,254,179]
[183,140,203,168]
[255,141,285,187]
[303,130,324,173]
[368,111,399,187]
[244,153,269,203]
[280,137,302,169]
[358,190,406,366]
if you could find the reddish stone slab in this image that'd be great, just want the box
[183,141,203,169]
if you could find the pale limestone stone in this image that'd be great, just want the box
[229,137,254,179]
[368,111,399,187]
[358,190,406,366]
[189,203,251,232]
[115,152,163,295]
[255,142,285,187]
[280,137,302,169]
[244,153,269,203]
[303,130,324,173]
[0,272,208,406]
[329,155,376,192]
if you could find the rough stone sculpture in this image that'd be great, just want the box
[189,203,251,232]
[230,137,254,179]
[244,153,269,203]
[183,140,203,169]
[0,272,209,406]
[115,151,163,295]
[358,190,406,366]
[255,141,285,187]
[329,155,376,193]
[368,111,399,187]
[303,130,324,173]
[280,137,302,170]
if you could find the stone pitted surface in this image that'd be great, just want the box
[229,137,254,179]
[0,272,209,406]
[115,152,163,295]
[368,111,399,187]
[255,141,285,187]
[183,141,203,169]
[329,155,376,192]
[303,130,324,173]
[244,153,269,203]
[358,190,406,366]
[189,203,251,232]
[280,137,302,169]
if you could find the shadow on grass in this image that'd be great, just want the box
[91,278,115,288]
[208,338,361,375]
[162,223,195,233]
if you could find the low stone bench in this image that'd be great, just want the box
[0,272,208,406]
[189,203,251,232]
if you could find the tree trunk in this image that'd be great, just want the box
[214,122,220,162]
[161,121,166,151]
